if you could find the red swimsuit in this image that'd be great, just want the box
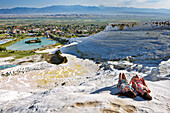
[132,78,150,95]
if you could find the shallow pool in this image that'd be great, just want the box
[6,37,57,51]
[0,39,12,44]
[0,64,18,70]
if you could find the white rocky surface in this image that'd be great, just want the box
[61,30,170,67]
[12,54,43,65]
[0,54,169,113]
[0,61,53,76]
[0,23,170,113]
[147,59,170,81]
[0,54,98,92]
[0,57,14,62]
[104,21,170,31]
[35,45,62,54]
[0,90,32,103]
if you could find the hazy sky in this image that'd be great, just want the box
[0,0,170,9]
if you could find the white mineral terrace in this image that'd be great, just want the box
[0,22,169,113]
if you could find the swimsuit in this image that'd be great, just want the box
[118,79,132,93]
[132,78,150,95]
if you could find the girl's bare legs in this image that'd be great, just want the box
[129,76,135,84]
[122,73,127,80]
[141,78,146,86]
[117,73,122,90]
[122,73,128,92]
[119,73,122,81]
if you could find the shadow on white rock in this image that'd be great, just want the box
[145,59,170,81]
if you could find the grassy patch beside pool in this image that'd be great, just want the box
[0,51,41,59]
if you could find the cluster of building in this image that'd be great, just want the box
[0,24,105,38]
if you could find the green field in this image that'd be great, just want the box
[0,14,167,26]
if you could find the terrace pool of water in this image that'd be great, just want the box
[0,39,12,44]
[0,64,18,70]
[6,37,57,51]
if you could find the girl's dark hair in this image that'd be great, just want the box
[142,92,152,100]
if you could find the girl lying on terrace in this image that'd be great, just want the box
[117,73,136,98]
[130,74,152,100]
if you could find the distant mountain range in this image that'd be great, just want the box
[0,5,170,15]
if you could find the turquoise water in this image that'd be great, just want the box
[0,64,17,70]
[7,37,57,50]
[0,39,12,44]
